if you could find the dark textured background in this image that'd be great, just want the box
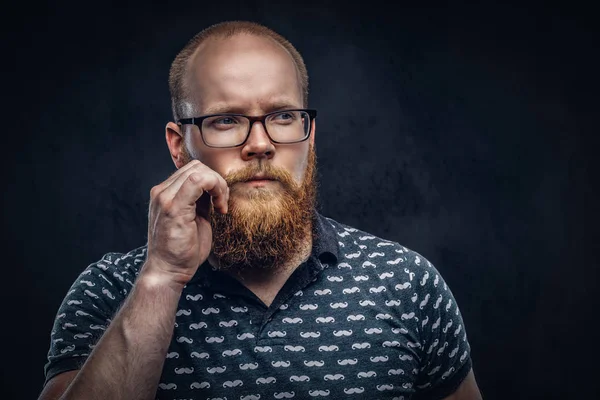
[2,1,598,399]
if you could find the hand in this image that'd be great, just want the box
[143,160,229,286]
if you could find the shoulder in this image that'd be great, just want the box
[323,215,437,276]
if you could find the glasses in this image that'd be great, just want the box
[177,109,317,148]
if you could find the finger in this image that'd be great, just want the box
[159,162,223,204]
[153,159,203,196]
[173,170,229,215]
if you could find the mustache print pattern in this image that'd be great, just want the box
[79,280,95,287]
[101,287,115,300]
[241,395,261,400]
[337,230,350,237]
[318,345,339,352]
[434,274,440,287]
[230,306,248,313]
[189,381,210,389]
[222,379,243,388]
[175,309,191,316]
[345,251,361,259]
[329,302,348,309]
[60,344,76,354]
[190,351,209,359]
[189,322,207,330]
[401,312,416,320]
[268,330,287,338]
[382,340,402,348]
[377,384,394,391]
[434,294,443,309]
[344,387,365,394]
[282,317,303,324]
[385,299,402,307]
[185,293,202,301]
[206,366,227,374]
[304,360,325,367]
[443,320,453,333]
[89,324,105,330]
[271,360,291,367]
[315,316,335,323]
[403,268,415,281]
[407,341,420,348]
[289,375,310,382]
[284,345,305,352]
[218,320,238,327]
[201,307,220,315]
[213,293,227,299]
[300,331,321,338]
[411,293,418,302]
[460,350,469,363]
[359,235,376,240]
[327,276,343,282]
[274,392,296,399]
[314,289,332,295]
[254,346,273,353]
[337,358,358,365]
[364,327,383,334]
[279,304,289,310]
[442,366,456,380]
[333,330,353,337]
[74,310,90,317]
[205,336,224,343]
[324,374,345,381]
[427,365,442,376]
[369,286,386,293]
[343,287,360,294]
[387,257,404,265]
[379,271,394,279]
[432,317,441,329]
[422,315,429,327]
[395,282,411,290]
[351,342,371,349]
[359,299,376,306]
[174,367,194,374]
[437,342,449,356]
[347,314,365,321]
[362,261,376,268]
[98,274,112,285]
[239,362,259,370]
[222,349,242,357]
[419,293,431,309]
[449,345,460,358]
[353,275,369,281]
[294,290,304,296]
[446,298,453,311]
[256,376,277,384]
[377,241,394,247]
[368,252,385,258]
[454,324,463,336]
[420,270,430,286]
[369,355,389,362]
[376,313,393,320]
[357,371,377,378]
[176,336,193,344]
[73,333,91,339]
[299,304,318,310]
[388,368,405,375]
[67,300,82,305]
[337,262,352,269]
[308,390,330,397]
[158,383,177,390]
[236,332,254,340]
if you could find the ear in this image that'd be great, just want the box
[165,122,187,169]
[309,118,316,147]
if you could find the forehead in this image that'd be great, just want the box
[188,34,302,113]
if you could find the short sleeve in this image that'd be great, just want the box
[43,252,137,386]
[411,254,473,400]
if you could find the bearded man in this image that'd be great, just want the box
[39,21,483,400]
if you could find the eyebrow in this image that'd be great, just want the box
[202,100,301,115]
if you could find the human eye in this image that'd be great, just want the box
[271,111,297,123]
[208,115,240,129]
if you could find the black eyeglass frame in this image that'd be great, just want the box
[177,109,317,148]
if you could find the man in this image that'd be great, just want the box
[39,21,482,400]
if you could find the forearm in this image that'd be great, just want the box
[60,263,184,400]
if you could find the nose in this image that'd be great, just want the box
[241,120,275,161]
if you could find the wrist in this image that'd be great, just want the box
[138,258,190,294]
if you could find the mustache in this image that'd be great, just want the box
[225,161,296,187]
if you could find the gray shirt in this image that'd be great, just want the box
[44,212,473,399]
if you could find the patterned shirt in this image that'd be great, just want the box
[44,212,473,400]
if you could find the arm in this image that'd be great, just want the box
[39,263,184,400]
[442,369,483,400]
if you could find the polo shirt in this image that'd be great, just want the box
[44,212,473,400]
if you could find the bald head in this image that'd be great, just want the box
[169,21,309,121]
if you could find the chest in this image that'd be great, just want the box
[156,281,425,400]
